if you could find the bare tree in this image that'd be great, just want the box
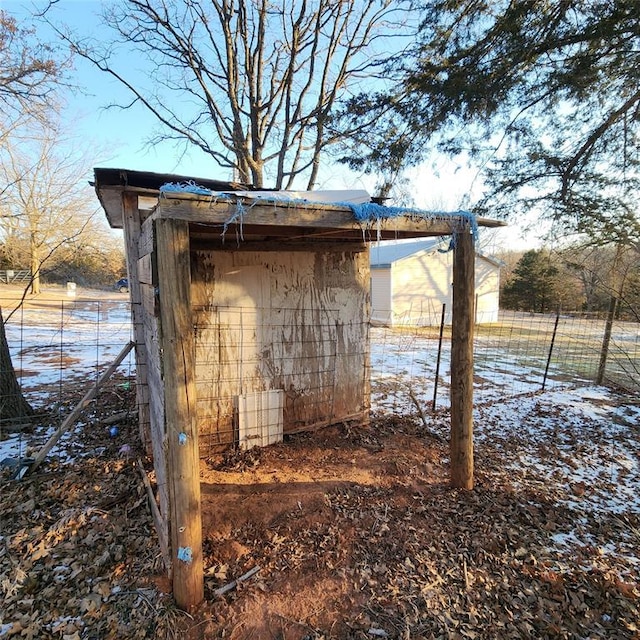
[0,127,101,296]
[0,10,65,138]
[58,0,411,189]
[0,6,66,423]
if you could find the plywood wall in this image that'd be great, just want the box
[190,246,370,454]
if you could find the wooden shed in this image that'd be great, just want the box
[370,239,501,326]
[93,168,503,608]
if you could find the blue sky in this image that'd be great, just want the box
[1,0,533,249]
[4,0,229,179]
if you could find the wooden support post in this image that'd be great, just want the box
[122,193,152,452]
[155,218,204,610]
[450,227,475,490]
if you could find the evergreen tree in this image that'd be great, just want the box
[502,250,559,313]
[338,1,640,240]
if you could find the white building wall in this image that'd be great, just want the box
[370,249,500,327]
[370,268,392,325]
[475,258,500,323]
[391,250,452,326]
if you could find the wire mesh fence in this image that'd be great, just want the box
[371,308,640,417]
[192,302,370,455]
[1,294,135,464]
[2,293,639,462]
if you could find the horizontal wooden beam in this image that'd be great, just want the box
[153,194,505,239]
[189,235,368,253]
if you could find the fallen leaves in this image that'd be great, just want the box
[0,380,171,639]
[1,379,639,638]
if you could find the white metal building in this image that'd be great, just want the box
[370,239,501,326]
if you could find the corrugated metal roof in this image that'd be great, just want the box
[370,239,444,267]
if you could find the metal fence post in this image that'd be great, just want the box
[542,308,561,391]
[432,303,446,411]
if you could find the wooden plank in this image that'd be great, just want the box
[450,228,475,490]
[154,196,505,236]
[139,216,155,257]
[137,458,170,570]
[142,307,169,547]
[140,282,158,317]
[189,237,368,253]
[155,217,204,610]
[29,342,135,473]
[123,193,151,451]
[138,254,153,284]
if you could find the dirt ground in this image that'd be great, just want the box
[0,284,127,313]
[1,379,638,639]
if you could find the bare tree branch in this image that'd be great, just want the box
[48,0,413,188]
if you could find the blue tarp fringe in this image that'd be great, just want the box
[159,180,218,196]
[157,183,478,245]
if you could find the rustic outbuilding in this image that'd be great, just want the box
[370,239,501,326]
[93,168,503,608]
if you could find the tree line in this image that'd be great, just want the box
[500,244,640,321]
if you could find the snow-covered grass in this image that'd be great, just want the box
[7,300,133,389]
[472,387,640,577]
[369,327,639,588]
[2,299,133,464]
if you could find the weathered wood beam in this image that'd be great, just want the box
[153,194,504,236]
[450,227,475,490]
[155,218,204,610]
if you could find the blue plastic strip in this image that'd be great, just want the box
[177,547,193,563]
[157,187,478,245]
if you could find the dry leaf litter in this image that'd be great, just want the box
[1,378,638,639]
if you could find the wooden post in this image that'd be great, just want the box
[122,193,152,451]
[596,296,617,385]
[450,227,475,490]
[155,218,204,610]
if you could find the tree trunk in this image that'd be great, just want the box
[0,306,33,423]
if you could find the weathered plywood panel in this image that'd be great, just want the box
[191,246,370,454]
